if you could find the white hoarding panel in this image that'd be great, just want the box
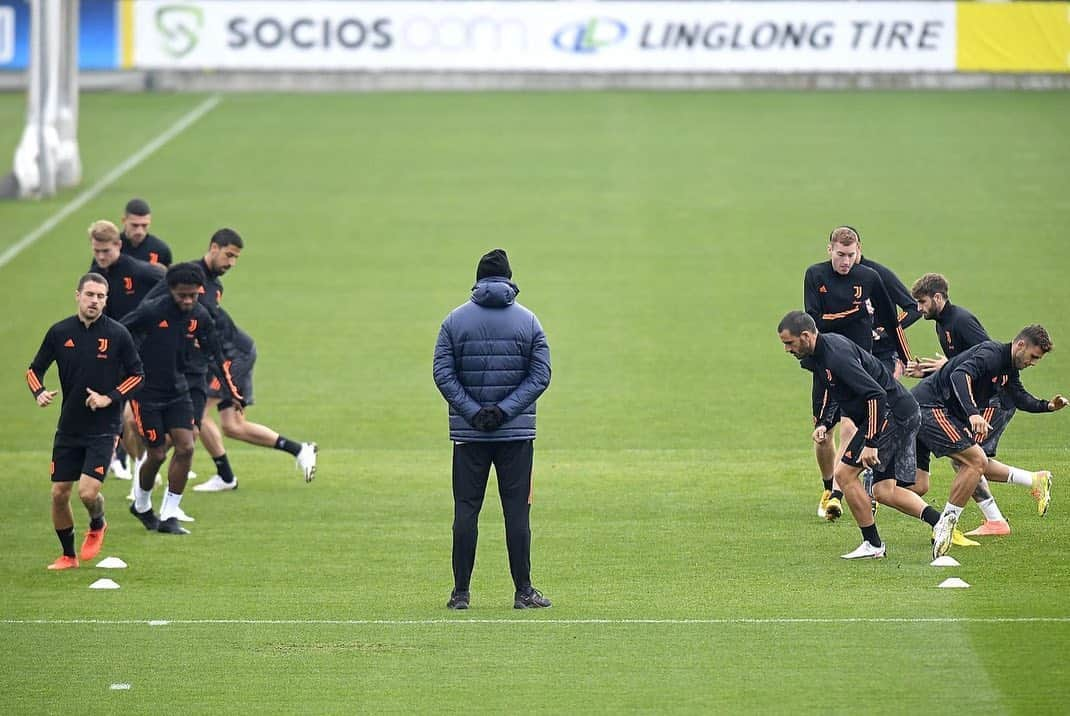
[133,2,956,72]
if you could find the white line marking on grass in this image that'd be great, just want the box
[0,95,223,271]
[3,617,1070,626]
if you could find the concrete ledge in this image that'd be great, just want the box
[0,70,148,92]
[2,70,1069,93]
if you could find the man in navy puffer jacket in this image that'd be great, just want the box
[433,249,552,610]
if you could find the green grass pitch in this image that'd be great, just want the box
[1,90,1069,713]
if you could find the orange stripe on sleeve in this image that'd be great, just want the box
[26,369,43,392]
[896,325,912,362]
[117,376,142,395]
[821,307,860,321]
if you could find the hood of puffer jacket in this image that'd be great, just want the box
[470,277,519,308]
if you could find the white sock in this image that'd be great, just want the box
[1007,467,1034,487]
[159,490,183,521]
[977,497,1006,522]
[942,503,964,520]
[134,483,152,513]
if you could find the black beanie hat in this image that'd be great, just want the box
[476,249,512,280]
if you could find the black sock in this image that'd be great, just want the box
[213,454,236,483]
[89,515,105,531]
[274,436,301,457]
[921,506,941,527]
[56,527,76,557]
[822,478,833,491]
[115,443,127,463]
[830,489,844,500]
[861,524,882,548]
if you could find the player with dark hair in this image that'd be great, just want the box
[189,229,317,491]
[121,262,240,535]
[802,227,910,521]
[26,273,143,569]
[140,229,317,492]
[778,310,942,560]
[908,273,988,367]
[906,273,1050,536]
[913,324,1068,559]
[120,197,172,267]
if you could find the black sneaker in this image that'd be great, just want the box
[157,517,190,535]
[129,503,159,531]
[446,590,470,610]
[514,587,551,609]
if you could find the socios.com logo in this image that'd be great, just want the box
[552,18,627,54]
[156,4,205,58]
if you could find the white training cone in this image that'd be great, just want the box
[938,577,970,589]
[89,578,120,590]
[96,557,127,569]
[930,556,960,567]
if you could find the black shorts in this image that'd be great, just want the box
[208,349,256,409]
[130,396,196,447]
[51,432,118,483]
[842,409,920,484]
[187,376,207,428]
[916,405,977,472]
[979,401,1015,457]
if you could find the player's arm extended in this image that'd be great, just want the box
[1002,372,1054,414]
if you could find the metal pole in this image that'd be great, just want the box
[38,0,60,197]
[56,0,81,188]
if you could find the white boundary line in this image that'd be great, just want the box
[3,617,1069,626]
[0,94,223,271]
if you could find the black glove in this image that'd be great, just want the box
[471,408,491,432]
[472,406,506,432]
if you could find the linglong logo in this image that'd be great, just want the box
[156,4,205,58]
[552,18,627,54]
